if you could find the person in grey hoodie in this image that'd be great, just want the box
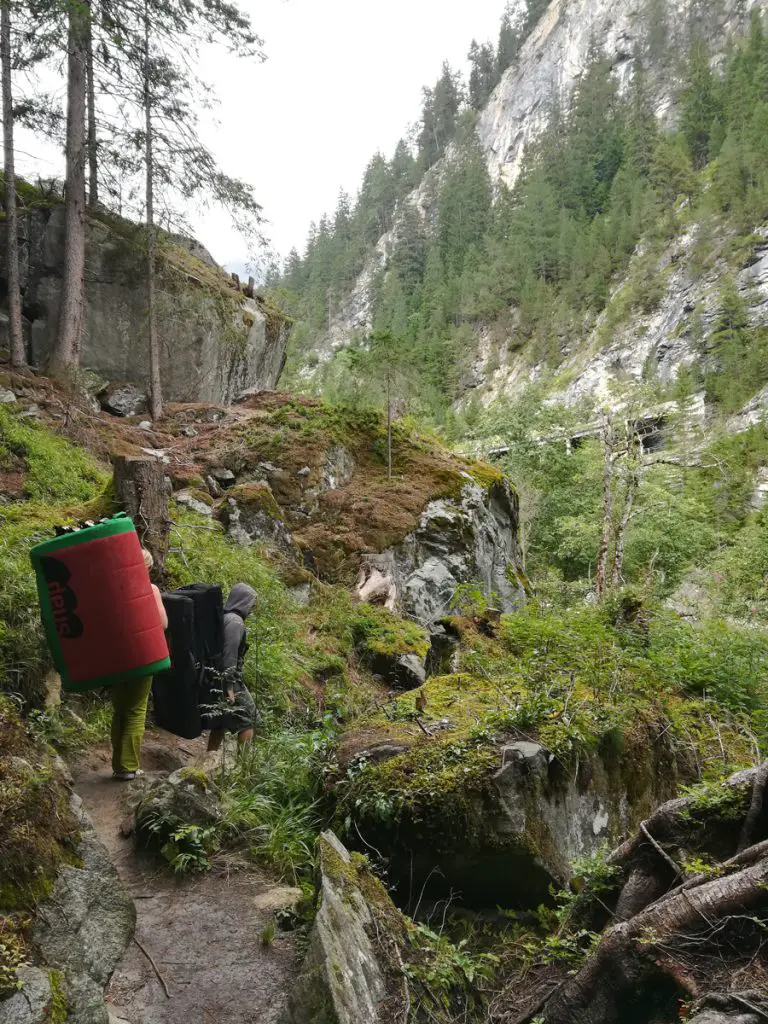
[206,583,257,752]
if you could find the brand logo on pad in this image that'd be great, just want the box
[41,557,84,640]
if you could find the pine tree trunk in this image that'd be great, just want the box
[49,1,87,376]
[386,371,392,480]
[144,2,162,421]
[112,453,169,580]
[85,0,98,209]
[1,0,24,368]
[596,417,615,599]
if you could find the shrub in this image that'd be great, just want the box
[648,614,768,715]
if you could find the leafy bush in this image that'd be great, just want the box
[648,615,768,715]
[140,809,216,875]
[403,921,499,1019]
[0,916,29,998]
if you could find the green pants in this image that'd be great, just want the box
[111,676,152,773]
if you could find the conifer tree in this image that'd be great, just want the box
[468,39,497,109]
[49,0,88,377]
[1,0,23,367]
[680,35,721,169]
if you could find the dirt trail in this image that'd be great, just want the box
[73,731,298,1024]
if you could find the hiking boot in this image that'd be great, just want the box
[112,769,145,781]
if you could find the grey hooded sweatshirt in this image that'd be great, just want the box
[222,583,257,685]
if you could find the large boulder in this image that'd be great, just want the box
[99,382,148,417]
[287,832,405,1024]
[361,479,526,625]
[340,724,682,910]
[5,204,289,404]
[32,794,136,1024]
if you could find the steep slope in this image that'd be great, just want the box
[478,0,758,186]
[281,0,762,403]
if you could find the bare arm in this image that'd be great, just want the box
[152,584,168,630]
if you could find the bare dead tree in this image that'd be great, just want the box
[611,431,641,587]
[596,414,617,599]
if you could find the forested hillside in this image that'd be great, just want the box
[275,1,768,425]
[268,0,768,622]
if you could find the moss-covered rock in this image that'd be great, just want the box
[287,832,406,1024]
[333,606,755,908]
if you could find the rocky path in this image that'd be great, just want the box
[73,732,299,1024]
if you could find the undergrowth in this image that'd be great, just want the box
[218,728,334,883]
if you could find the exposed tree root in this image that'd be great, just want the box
[542,854,768,1024]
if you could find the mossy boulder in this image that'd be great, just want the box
[186,396,525,603]
[351,603,430,690]
[219,480,296,556]
[10,204,289,404]
[334,606,755,909]
[287,832,406,1024]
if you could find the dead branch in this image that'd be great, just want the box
[640,821,683,880]
[133,934,171,999]
[543,856,768,1024]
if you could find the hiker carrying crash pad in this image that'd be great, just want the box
[30,513,170,693]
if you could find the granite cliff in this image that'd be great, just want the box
[0,194,288,405]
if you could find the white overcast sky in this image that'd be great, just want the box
[16,0,510,270]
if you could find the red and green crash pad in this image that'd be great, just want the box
[30,513,170,693]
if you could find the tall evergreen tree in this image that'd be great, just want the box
[468,39,497,109]
[418,62,462,169]
[2,0,23,367]
[680,35,722,169]
[49,0,88,376]
[437,132,492,273]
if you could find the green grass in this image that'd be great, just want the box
[217,729,331,883]
[0,406,107,504]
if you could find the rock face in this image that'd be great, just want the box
[495,223,768,411]
[349,734,680,910]
[0,205,288,404]
[31,794,135,1024]
[479,0,760,189]
[287,832,404,1024]
[290,0,760,393]
[363,479,525,625]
